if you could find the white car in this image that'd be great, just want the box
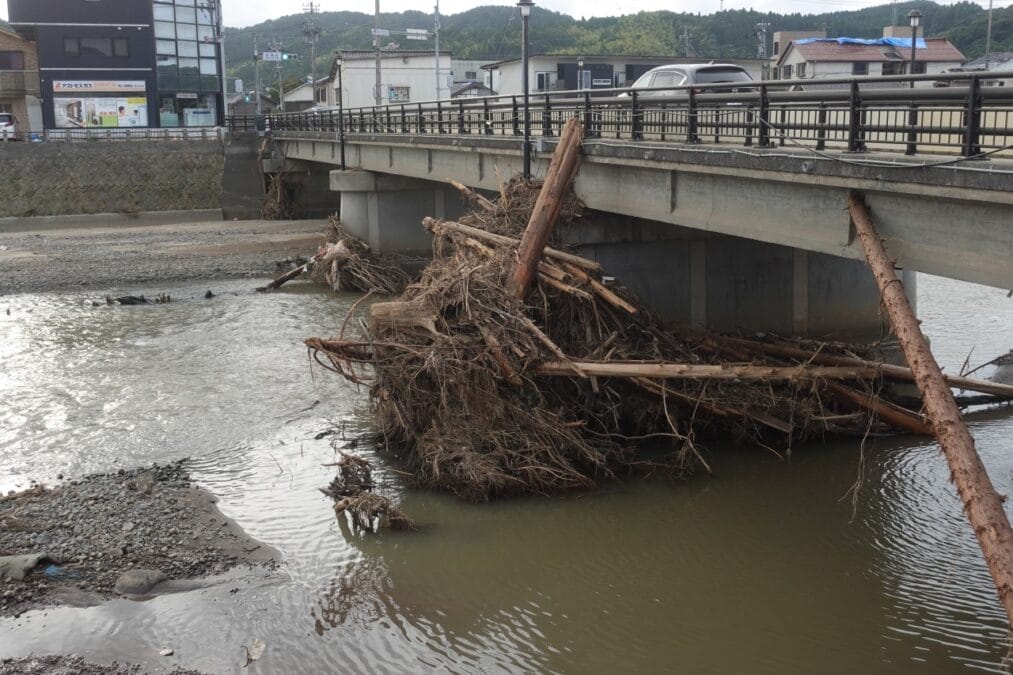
[623,63,755,97]
[0,112,17,139]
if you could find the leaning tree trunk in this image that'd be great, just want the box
[848,191,1013,628]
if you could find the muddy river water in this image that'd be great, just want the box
[0,275,1011,674]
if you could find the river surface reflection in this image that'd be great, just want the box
[0,275,1010,673]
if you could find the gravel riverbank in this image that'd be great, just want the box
[0,218,326,294]
[0,461,278,618]
[0,654,204,674]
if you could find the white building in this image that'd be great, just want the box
[280,79,321,113]
[483,54,766,96]
[324,50,453,109]
[774,27,965,86]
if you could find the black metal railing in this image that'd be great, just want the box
[263,71,1013,160]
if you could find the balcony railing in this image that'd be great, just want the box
[0,70,40,97]
[261,71,1013,159]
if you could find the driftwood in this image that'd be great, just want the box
[849,191,1013,629]
[721,336,1013,400]
[370,301,439,335]
[512,117,584,297]
[535,360,885,381]
[823,381,932,435]
[422,217,601,272]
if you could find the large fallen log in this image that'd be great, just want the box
[721,336,1013,399]
[848,191,1013,628]
[535,360,885,381]
[512,117,584,297]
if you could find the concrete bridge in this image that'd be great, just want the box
[262,72,1013,337]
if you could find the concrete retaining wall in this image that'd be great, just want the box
[0,140,224,218]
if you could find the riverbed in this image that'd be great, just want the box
[0,274,1011,674]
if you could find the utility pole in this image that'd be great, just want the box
[270,39,285,111]
[680,26,692,58]
[985,0,994,61]
[754,21,770,60]
[434,0,442,100]
[303,2,321,102]
[253,32,263,115]
[374,0,382,105]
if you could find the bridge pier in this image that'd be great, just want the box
[566,214,898,339]
[329,169,468,254]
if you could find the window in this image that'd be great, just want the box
[796,63,806,78]
[651,71,685,87]
[176,23,197,41]
[63,38,128,58]
[773,41,780,55]
[912,62,926,74]
[0,51,25,70]
[152,1,219,92]
[465,70,477,80]
[177,41,198,57]
[782,64,792,79]
[852,62,868,75]
[535,71,555,91]
[155,21,176,39]
[882,61,905,76]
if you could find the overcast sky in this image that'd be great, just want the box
[0,0,1003,27]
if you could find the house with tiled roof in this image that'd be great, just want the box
[774,26,965,87]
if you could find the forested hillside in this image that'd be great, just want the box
[219,1,1006,89]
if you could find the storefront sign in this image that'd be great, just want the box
[175,92,198,99]
[52,80,146,93]
[53,96,149,129]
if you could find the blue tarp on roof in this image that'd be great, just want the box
[795,37,927,48]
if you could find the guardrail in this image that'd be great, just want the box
[262,71,1013,159]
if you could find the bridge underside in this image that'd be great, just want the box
[277,133,1012,291]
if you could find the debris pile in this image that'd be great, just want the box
[258,216,411,295]
[305,118,1013,501]
[321,453,414,532]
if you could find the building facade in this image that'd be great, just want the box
[0,26,41,132]
[7,0,224,128]
[774,28,965,85]
[325,50,453,109]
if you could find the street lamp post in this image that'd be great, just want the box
[907,9,922,89]
[518,0,533,179]
[577,56,584,89]
[905,8,922,154]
